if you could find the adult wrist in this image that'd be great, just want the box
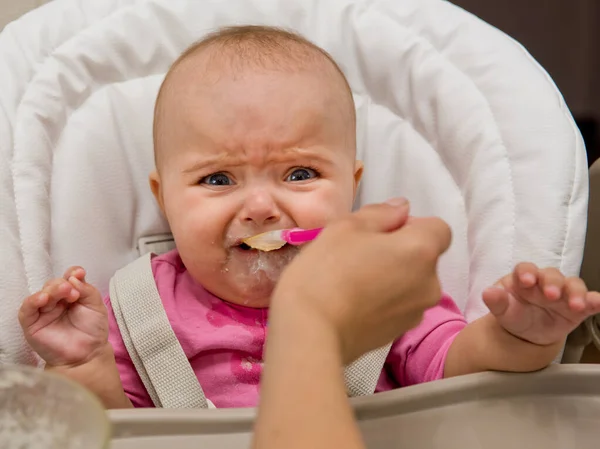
[270,286,345,362]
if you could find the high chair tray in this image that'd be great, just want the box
[108,364,600,449]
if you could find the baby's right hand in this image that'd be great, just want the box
[18,267,108,368]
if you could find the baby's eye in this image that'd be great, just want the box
[286,168,318,182]
[200,173,234,186]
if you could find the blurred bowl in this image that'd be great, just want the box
[0,363,110,448]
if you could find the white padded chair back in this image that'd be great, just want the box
[0,0,588,365]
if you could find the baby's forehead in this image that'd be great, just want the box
[154,28,356,168]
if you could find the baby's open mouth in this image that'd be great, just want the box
[235,242,288,252]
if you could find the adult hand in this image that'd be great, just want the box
[272,198,452,364]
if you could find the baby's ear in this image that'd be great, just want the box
[149,170,165,215]
[353,160,364,196]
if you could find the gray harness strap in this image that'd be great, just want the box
[110,253,208,408]
[345,343,393,397]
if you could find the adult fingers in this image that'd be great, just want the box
[348,198,410,233]
[397,217,452,259]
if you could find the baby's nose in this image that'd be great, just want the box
[240,191,281,225]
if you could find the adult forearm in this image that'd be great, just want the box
[45,344,133,409]
[253,299,365,449]
[444,314,562,378]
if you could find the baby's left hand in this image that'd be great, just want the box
[483,263,600,346]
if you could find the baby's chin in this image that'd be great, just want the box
[220,245,301,307]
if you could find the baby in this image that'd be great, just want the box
[19,26,600,409]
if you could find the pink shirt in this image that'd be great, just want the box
[106,250,466,408]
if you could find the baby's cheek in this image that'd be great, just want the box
[173,217,224,256]
[317,197,354,223]
[295,191,351,227]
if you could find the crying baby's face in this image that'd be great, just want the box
[150,48,361,307]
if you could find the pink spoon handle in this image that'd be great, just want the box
[282,228,323,245]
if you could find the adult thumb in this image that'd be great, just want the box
[351,198,410,233]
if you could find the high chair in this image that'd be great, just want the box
[566,157,600,363]
[1,0,599,447]
[583,158,600,356]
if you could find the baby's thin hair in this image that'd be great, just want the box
[153,25,355,166]
[172,25,350,80]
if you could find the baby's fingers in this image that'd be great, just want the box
[538,268,565,301]
[68,275,96,299]
[583,291,600,314]
[587,291,600,309]
[564,277,588,312]
[40,279,79,312]
[482,286,510,317]
[18,292,50,329]
[67,276,105,313]
[63,266,86,282]
[513,262,539,289]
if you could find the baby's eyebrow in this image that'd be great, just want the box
[275,148,336,166]
[181,156,236,174]
[181,147,336,174]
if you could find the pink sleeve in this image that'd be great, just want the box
[386,294,467,387]
[104,294,154,408]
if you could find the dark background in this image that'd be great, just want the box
[451,0,600,167]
